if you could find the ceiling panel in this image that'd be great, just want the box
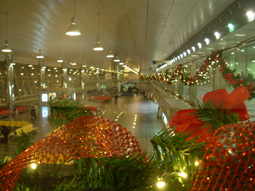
[0,0,246,75]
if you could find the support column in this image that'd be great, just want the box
[5,53,14,112]
[117,66,121,95]
[170,83,175,93]
[62,62,67,88]
[189,63,197,105]
[177,77,184,97]
[117,65,120,80]
[38,59,45,88]
[96,68,99,80]
[213,65,228,90]
[117,82,121,95]
[81,67,85,91]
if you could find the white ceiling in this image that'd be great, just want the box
[0,0,238,74]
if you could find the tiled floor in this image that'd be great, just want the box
[3,88,253,159]
[0,92,164,157]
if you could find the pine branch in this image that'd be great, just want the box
[191,98,240,132]
[150,127,205,187]
[48,94,89,128]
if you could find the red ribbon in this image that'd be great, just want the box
[169,85,250,142]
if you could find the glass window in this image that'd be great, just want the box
[247,45,255,81]
[42,93,48,102]
[49,93,56,100]
[235,47,246,75]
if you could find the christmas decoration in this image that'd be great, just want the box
[0,115,144,190]
[0,85,252,190]
[140,50,255,99]
[169,85,250,143]
[192,121,255,191]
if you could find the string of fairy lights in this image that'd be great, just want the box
[139,51,255,99]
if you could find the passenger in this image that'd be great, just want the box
[114,94,118,101]
[15,108,18,116]
[1,126,11,143]
[34,104,40,116]
[30,106,37,122]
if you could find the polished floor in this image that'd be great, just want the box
[0,93,164,157]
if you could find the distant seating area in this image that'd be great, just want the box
[0,110,11,118]
[0,106,27,118]
[121,91,134,96]
[0,121,29,127]
[9,124,37,138]
[89,96,111,101]
[15,106,27,112]
[0,121,35,141]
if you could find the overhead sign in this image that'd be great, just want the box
[152,60,162,65]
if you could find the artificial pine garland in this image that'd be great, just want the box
[139,50,255,99]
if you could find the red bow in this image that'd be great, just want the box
[169,85,250,142]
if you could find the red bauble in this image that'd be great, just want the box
[192,122,255,191]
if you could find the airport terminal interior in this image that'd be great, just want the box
[0,0,255,190]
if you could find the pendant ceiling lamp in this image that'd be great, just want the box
[70,59,76,65]
[114,55,120,62]
[106,29,114,57]
[113,39,120,62]
[36,28,44,59]
[57,55,63,63]
[119,58,124,65]
[107,48,114,57]
[66,0,81,36]
[57,38,63,62]
[93,13,103,51]
[2,12,11,53]
[36,49,44,59]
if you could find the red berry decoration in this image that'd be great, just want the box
[192,122,255,191]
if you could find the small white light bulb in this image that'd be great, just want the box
[31,163,37,169]
[180,171,187,178]
[157,181,166,188]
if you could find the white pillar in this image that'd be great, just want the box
[177,78,184,97]
[38,59,45,88]
[81,68,85,91]
[62,62,67,88]
[170,84,175,93]
[189,63,197,104]
[213,65,228,90]
[5,53,14,112]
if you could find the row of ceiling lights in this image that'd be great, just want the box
[170,10,255,65]
[15,63,124,75]
[1,10,131,73]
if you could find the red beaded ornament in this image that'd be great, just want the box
[192,122,255,191]
[0,115,144,190]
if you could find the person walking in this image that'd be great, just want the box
[30,106,36,122]
[34,104,40,117]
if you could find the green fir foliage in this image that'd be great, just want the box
[7,90,246,190]
[150,128,205,189]
[11,130,34,157]
[48,93,89,128]
[191,98,240,132]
